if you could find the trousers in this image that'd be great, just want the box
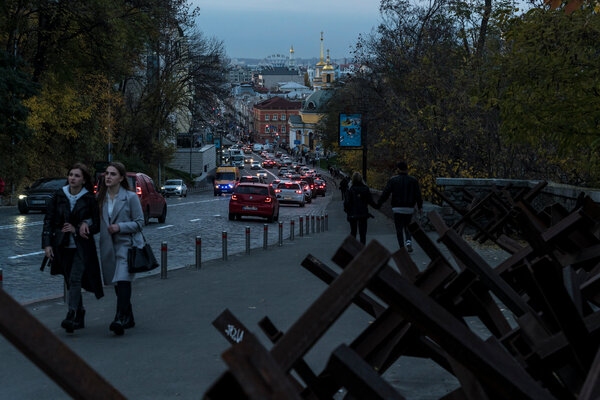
[393,213,413,248]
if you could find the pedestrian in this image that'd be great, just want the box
[0,176,5,196]
[339,175,350,201]
[376,161,423,252]
[97,162,144,336]
[344,172,377,244]
[42,163,104,333]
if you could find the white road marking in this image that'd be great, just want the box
[189,218,200,222]
[157,225,174,230]
[0,221,44,230]
[9,250,45,259]
[168,198,222,207]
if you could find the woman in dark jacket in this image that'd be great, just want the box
[42,163,104,333]
[344,172,377,244]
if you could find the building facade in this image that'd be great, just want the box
[253,97,301,145]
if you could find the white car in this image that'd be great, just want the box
[250,161,261,170]
[162,179,187,197]
[275,181,305,207]
[256,170,268,180]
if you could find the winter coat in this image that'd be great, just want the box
[98,186,144,285]
[41,188,104,299]
[378,173,423,210]
[344,182,377,220]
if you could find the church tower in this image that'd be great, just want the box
[322,49,335,88]
[313,32,326,89]
[289,45,295,69]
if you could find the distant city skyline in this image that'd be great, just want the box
[191,0,382,59]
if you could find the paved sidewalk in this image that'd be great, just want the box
[0,188,510,399]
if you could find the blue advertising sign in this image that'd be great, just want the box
[339,113,362,148]
[294,140,300,144]
[214,138,221,149]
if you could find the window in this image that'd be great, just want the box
[272,114,278,121]
[281,114,286,120]
[265,125,269,133]
[265,114,269,121]
[282,126,286,133]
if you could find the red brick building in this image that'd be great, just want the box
[253,97,301,145]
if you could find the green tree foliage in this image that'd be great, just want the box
[321,0,600,196]
[0,0,229,188]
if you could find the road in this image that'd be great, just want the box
[0,153,333,304]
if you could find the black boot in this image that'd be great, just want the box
[109,311,125,336]
[61,311,76,333]
[122,304,135,329]
[73,309,85,330]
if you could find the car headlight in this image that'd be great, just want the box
[19,195,27,200]
[215,185,219,188]
[176,186,181,190]
[228,184,233,188]
[161,186,165,190]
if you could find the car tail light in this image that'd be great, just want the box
[94,185,98,194]
[305,185,309,190]
[265,197,272,203]
[295,190,302,194]
[231,194,238,200]
[136,186,142,196]
[310,184,314,189]
[275,189,281,193]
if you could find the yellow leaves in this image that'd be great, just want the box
[24,77,94,140]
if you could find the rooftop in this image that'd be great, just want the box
[254,96,302,110]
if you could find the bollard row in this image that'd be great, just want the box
[151,216,329,280]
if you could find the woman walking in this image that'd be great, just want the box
[42,163,104,333]
[343,172,377,244]
[97,162,144,336]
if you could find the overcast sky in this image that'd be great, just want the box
[191,0,382,60]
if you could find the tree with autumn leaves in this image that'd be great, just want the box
[0,0,228,192]
[320,0,600,197]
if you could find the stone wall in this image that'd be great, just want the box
[435,178,600,227]
[168,145,216,183]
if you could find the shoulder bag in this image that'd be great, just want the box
[127,221,159,274]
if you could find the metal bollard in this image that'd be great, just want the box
[290,219,295,241]
[278,221,283,246]
[195,236,202,270]
[263,224,268,249]
[317,215,321,233]
[0,267,2,288]
[321,214,325,232]
[306,214,310,234]
[311,215,315,233]
[299,216,304,237]
[222,231,228,261]
[64,282,68,304]
[325,214,329,231]
[245,226,251,254]
[161,241,168,279]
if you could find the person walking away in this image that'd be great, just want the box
[97,162,144,336]
[339,175,350,201]
[377,161,423,252]
[42,163,104,333]
[344,172,377,244]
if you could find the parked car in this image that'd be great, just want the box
[314,178,327,196]
[18,177,67,214]
[162,179,187,197]
[275,181,305,207]
[126,173,167,225]
[229,183,279,222]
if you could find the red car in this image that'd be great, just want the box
[228,183,279,222]
[95,172,167,225]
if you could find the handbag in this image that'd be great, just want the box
[127,225,158,273]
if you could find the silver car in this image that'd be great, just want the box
[255,169,268,180]
[275,181,305,207]
[162,179,188,197]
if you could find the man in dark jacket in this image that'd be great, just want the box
[377,161,423,252]
[339,175,350,201]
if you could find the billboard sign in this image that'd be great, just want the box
[339,113,362,148]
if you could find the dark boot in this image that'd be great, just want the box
[122,304,135,329]
[61,311,76,333]
[73,309,85,330]
[109,312,125,336]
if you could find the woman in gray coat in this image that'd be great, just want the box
[97,162,144,336]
